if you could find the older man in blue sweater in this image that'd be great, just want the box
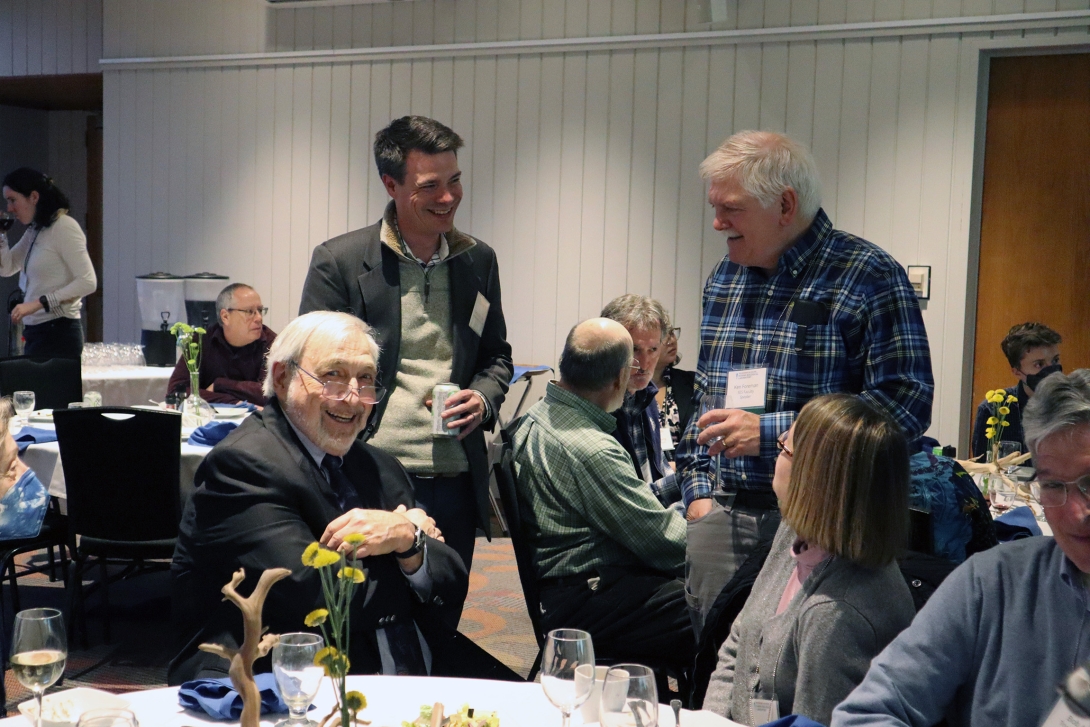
[833,369,1090,727]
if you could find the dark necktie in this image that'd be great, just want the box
[321,455,365,512]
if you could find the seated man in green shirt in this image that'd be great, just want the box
[513,318,693,674]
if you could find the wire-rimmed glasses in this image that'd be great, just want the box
[293,365,386,405]
[1030,475,1090,508]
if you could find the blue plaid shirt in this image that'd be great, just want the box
[676,209,934,506]
[614,385,682,507]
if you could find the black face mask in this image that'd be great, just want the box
[1025,364,1062,392]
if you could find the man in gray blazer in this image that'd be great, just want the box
[299,116,512,591]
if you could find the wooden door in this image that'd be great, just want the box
[971,53,1090,455]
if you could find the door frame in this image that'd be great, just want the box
[961,38,1090,457]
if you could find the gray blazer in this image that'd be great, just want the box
[704,522,914,726]
[298,206,513,530]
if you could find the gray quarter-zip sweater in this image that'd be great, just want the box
[704,522,914,726]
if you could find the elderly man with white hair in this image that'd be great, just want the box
[833,369,1090,726]
[677,130,935,634]
[170,311,518,684]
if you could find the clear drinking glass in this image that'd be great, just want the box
[600,664,659,727]
[999,440,1021,474]
[13,390,36,419]
[698,393,727,490]
[76,709,138,727]
[272,632,325,726]
[540,628,596,727]
[11,608,67,727]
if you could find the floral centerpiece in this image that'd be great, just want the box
[982,388,1018,463]
[959,388,1031,501]
[302,538,369,727]
[170,321,215,427]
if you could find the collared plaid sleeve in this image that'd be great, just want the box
[856,265,934,440]
[650,470,682,507]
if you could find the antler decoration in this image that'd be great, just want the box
[958,450,1034,498]
[199,567,292,727]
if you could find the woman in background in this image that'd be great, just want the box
[703,394,915,726]
[652,321,696,464]
[1,167,96,358]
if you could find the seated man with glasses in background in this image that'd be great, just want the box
[170,311,517,683]
[166,282,277,406]
[833,369,1090,727]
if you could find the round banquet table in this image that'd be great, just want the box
[0,675,740,727]
[81,365,175,407]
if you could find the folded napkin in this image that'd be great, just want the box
[188,420,240,447]
[178,673,289,719]
[994,505,1043,541]
[14,427,59,454]
[212,402,258,412]
[759,716,827,727]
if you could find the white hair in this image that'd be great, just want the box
[262,311,381,397]
[699,130,822,220]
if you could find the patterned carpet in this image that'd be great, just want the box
[1,535,538,715]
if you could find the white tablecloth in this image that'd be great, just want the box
[81,366,175,407]
[0,675,740,727]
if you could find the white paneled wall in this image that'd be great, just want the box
[100,3,1090,448]
[0,0,102,76]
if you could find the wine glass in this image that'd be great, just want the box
[13,390,36,423]
[11,608,67,727]
[698,393,727,490]
[540,628,596,727]
[0,211,15,236]
[600,664,659,727]
[272,632,325,726]
[76,709,138,726]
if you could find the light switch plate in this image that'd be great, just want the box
[907,265,931,300]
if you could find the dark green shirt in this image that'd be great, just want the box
[513,382,686,579]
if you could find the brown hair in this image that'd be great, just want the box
[780,394,909,568]
[1001,322,1061,369]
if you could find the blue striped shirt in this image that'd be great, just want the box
[676,209,934,505]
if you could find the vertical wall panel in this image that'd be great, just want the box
[601,50,635,306]
[649,48,683,312]
[577,52,609,321]
[532,53,563,363]
[554,53,586,357]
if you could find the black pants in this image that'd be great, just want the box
[23,317,84,359]
[410,472,477,619]
[539,567,695,672]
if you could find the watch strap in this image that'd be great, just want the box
[395,525,425,559]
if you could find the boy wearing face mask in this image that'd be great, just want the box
[971,322,1062,461]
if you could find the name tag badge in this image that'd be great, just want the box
[469,292,490,337]
[750,698,780,725]
[726,368,767,414]
[660,425,674,452]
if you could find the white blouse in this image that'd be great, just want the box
[0,213,97,326]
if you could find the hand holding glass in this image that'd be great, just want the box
[600,664,659,727]
[540,629,596,727]
[272,633,325,726]
[11,608,67,727]
[698,394,727,490]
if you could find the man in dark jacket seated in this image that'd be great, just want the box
[169,310,518,683]
[166,283,277,406]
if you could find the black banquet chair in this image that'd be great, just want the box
[53,407,182,644]
[0,356,83,411]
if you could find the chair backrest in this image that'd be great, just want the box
[0,356,83,411]
[53,407,182,542]
[493,421,546,648]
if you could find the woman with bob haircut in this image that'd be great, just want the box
[703,393,915,726]
[1,167,97,358]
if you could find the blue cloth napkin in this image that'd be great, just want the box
[188,420,239,447]
[212,402,257,412]
[178,673,289,719]
[995,505,1043,541]
[759,716,827,727]
[14,427,58,454]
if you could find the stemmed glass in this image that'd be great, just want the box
[76,709,138,726]
[698,393,727,490]
[0,211,15,237]
[11,608,67,727]
[540,628,596,727]
[600,664,659,727]
[272,632,325,726]
[13,390,36,424]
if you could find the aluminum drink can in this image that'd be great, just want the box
[432,383,461,437]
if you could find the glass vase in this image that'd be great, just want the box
[181,371,216,428]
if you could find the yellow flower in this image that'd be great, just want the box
[998,406,1010,416]
[345,691,367,711]
[990,393,1006,404]
[344,533,366,546]
[1001,420,1010,427]
[986,428,995,439]
[987,416,998,425]
[310,548,341,569]
[314,645,337,667]
[338,567,366,584]
[304,608,328,627]
[302,542,321,567]
[985,390,995,399]
[1006,395,1017,403]
[314,646,349,676]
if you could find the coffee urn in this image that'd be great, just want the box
[184,272,229,330]
[136,272,186,366]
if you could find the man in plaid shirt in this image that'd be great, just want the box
[677,131,934,634]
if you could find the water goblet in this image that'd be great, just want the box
[11,608,67,727]
[272,632,325,726]
[13,390,35,424]
[600,664,659,727]
[540,628,596,727]
[76,708,138,726]
[698,393,728,490]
